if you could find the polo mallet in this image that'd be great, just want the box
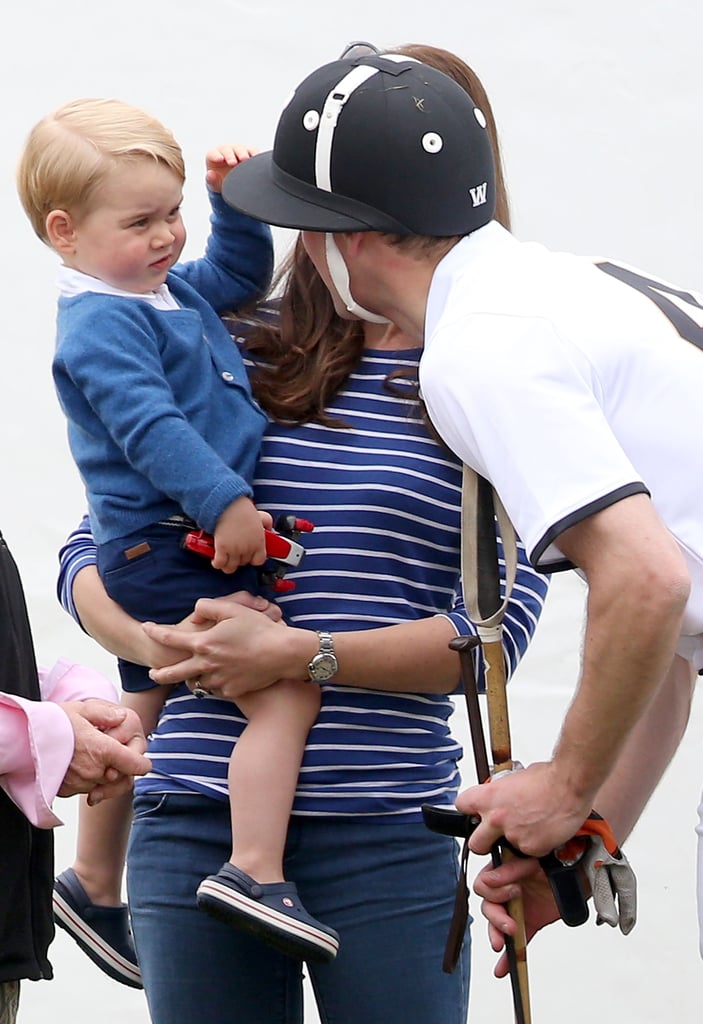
[461,470,532,1024]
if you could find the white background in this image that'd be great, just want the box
[3,1,701,1021]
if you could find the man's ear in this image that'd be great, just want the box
[45,210,77,254]
[339,231,368,258]
[339,231,379,261]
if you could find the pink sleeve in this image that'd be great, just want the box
[0,659,118,829]
[38,657,118,704]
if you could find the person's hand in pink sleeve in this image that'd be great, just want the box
[0,693,77,826]
[57,700,150,804]
[0,660,150,826]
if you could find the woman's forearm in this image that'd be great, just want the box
[72,565,158,665]
[294,616,462,693]
[146,599,464,695]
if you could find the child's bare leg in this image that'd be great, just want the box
[72,687,165,903]
[54,685,168,987]
[227,678,320,883]
[196,681,339,962]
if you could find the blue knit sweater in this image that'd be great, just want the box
[52,192,272,544]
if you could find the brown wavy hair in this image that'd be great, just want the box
[244,43,511,426]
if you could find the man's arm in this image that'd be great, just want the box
[0,691,150,828]
[474,652,696,976]
[458,493,691,858]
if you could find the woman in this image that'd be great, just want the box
[57,44,548,1024]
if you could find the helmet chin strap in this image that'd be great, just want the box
[324,234,390,324]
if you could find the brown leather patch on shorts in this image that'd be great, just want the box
[124,542,151,560]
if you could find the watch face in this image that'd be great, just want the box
[310,653,337,681]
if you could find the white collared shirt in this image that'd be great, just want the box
[420,221,703,665]
[56,265,180,311]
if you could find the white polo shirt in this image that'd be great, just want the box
[420,221,703,666]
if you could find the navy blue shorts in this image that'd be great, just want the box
[97,522,258,692]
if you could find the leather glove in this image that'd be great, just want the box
[581,827,637,935]
[557,811,637,935]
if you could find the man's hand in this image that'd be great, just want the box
[456,760,593,859]
[474,856,561,978]
[57,700,151,804]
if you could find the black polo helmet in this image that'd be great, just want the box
[221,55,496,236]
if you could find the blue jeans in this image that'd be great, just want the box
[127,793,470,1024]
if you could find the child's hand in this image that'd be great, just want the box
[206,143,259,193]
[212,496,267,573]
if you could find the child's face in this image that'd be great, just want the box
[66,158,186,293]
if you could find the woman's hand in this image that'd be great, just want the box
[143,591,294,699]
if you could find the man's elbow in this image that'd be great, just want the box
[648,557,691,624]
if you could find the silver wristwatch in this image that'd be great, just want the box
[307,630,338,682]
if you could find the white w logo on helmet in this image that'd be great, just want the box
[469,182,488,207]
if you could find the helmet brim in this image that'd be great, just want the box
[221,150,388,233]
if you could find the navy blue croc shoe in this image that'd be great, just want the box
[53,868,142,989]
[196,863,340,963]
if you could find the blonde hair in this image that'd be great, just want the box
[17,97,185,245]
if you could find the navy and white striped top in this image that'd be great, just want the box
[57,342,549,821]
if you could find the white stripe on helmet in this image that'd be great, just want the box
[316,61,406,323]
[315,64,378,191]
[314,54,420,191]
